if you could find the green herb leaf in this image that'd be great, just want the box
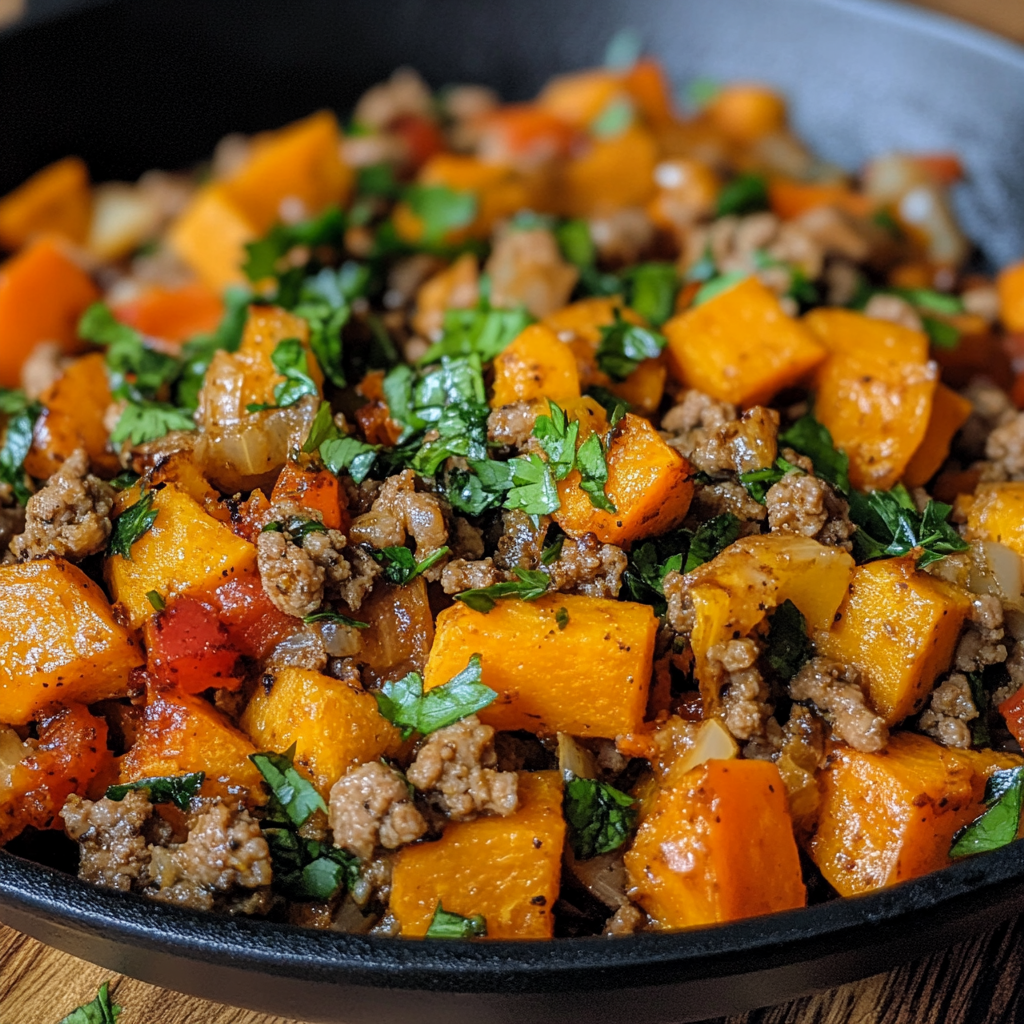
[766,600,811,682]
[176,285,251,409]
[533,400,580,481]
[454,566,551,614]
[108,470,140,491]
[564,776,638,860]
[263,827,361,902]
[595,311,666,381]
[778,415,851,495]
[716,173,769,217]
[622,262,679,326]
[109,489,159,560]
[425,901,488,938]
[503,453,561,516]
[320,435,381,484]
[58,981,121,1024]
[375,655,497,738]
[739,456,803,505]
[684,513,741,573]
[146,590,165,611]
[404,184,477,243]
[302,610,369,628]
[556,606,570,630]
[575,431,616,513]
[622,537,684,615]
[693,271,747,307]
[921,315,961,350]
[419,304,534,364]
[249,744,328,828]
[682,76,721,112]
[302,401,341,453]
[247,337,319,411]
[242,206,345,282]
[541,534,564,565]
[445,459,513,517]
[591,97,634,139]
[585,386,628,427]
[951,766,1024,857]
[554,218,596,270]
[0,389,42,504]
[110,400,195,446]
[373,544,450,585]
[106,772,204,811]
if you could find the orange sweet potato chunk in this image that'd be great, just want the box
[902,383,972,488]
[490,323,581,408]
[816,558,971,726]
[663,277,826,406]
[997,259,1024,334]
[625,759,806,929]
[0,559,143,726]
[554,413,694,546]
[807,733,1021,896]
[390,771,565,938]
[0,237,98,389]
[425,593,657,738]
[961,482,1024,558]
[0,156,91,251]
[168,184,256,291]
[805,308,937,491]
[241,668,400,799]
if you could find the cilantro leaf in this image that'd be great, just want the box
[109,489,159,559]
[585,386,628,427]
[684,513,741,572]
[739,456,803,505]
[303,610,369,628]
[503,453,561,516]
[693,271,747,307]
[575,431,616,512]
[622,262,679,326]
[951,766,1024,857]
[419,303,534,364]
[445,459,513,517]
[320,435,381,484]
[249,744,328,828]
[595,312,666,381]
[454,566,550,614]
[373,544,450,585]
[564,776,638,860]
[58,981,121,1024]
[778,415,851,495]
[375,655,497,738]
[425,901,488,938]
[242,206,345,282]
[110,400,195,446]
[716,172,769,217]
[403,185,477,243]
[622,539,684,615]
[556,606,570,630]
[766,600,811,682]
[106,772,205,811]
[263,827,361,902]
[302,400,341,453]
[0,389,42,504]
[247,337,319,411]
[533,400,579,481]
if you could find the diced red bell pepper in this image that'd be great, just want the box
[391,114,446,170]
[211,573,298,660]
[113,282,224,344]
[999,688,1024,749]
[144,597,242,694]
[271,461,348,531]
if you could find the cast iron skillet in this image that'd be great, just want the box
[2,0,1024,1020]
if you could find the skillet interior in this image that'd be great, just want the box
[2,0,1024,1020]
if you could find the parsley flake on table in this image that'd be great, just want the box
[951,767,1024,858]
[109,489,159,560]
[106,771,205,811]
[58,981,121,1024]
[563,775,638,860]
[425,901,488,938]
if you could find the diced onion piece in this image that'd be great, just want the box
[968,540,1024,612]
[557,732,598,781]
[668,718,738,782]
[87,182,162,262]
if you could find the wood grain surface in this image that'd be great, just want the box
[3,1,1024,1022]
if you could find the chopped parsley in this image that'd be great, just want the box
[108,469,140,491]
[419,302,534,364]
[302,610,369,629]
[302,400,340,453]
[585,386,628,426]
[261,515,329,544]
[109,400,195,446]
[403,184,477,244]
[533,400,580,481]
[693,270,747,307]
[556,606,570,630]
[58,981,121,1024]
[0,387,42,504]
[563,776,638,861]
[249,744,328,828]
[425,901,488,938]
[373,544,451,585]
[109,489,159,560]
[504,453,561,516]
[541,534,564,565]
[715,172,769,217]
[146,590,165,611]
[766,600,812,682]
[262,826,361,902]
[375,654,497,738]
[595,311,666,381]
[576,431,616,513]
[684,513,742,572]
[621,262,679,326]
[950,767,1024,858]
[106,772,205,811]
[175,285,251,410]
[246,337,319,412]
[319,435,381,484]
[778,414,851,495]
[242,205,345,283]
[739,455,804,504]
[455,567,550,613]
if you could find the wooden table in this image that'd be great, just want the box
[3,0,1024,1021]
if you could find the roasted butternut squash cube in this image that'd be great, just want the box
[624,759,805,929]
[816,558,972,725]
[0,559,143,725]
[390,771,565,938]
[168,184,256,291]
[221,110,352,233]
[805,308,938,491]
[807,732,1022,896]
[0,156,91,251]
[241,667,400,798]
[663,277,826,407]
[962,482,1024,558]
[554,413,694,546]
[903,383,972,488]
[554,126,659,218]
[490,323,581,408]
[997,259,1024,334]
[425,593,657,738]
[537,68,623,127]
[105,484,258,629]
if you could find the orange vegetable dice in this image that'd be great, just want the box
[0,156,91,251]
[538,69,624,127]
[113,282,224,344]
[961,482,1024,558]
[554,413,694,546]
[424,594,657,738]
[998,259,1024,334]
[271,461,345,530]
[390,771,565,939]
[816,558,972,725]
[168,184,256,291]
[625,759,806,929]
[807,732,1021,896]
[241,668,400,799]
[704,84,788,141]
[120,684,263,796]
[490,323,581,408]
[623,59,677,126]
[902,383,973,488]
[0,236,98,389]
[768,177,873,220]
[663,277,826,407]
[806,308,937,491]
[0,559,143,726]
[221,110,352,233]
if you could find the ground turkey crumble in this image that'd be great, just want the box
[789,656,888,753]
[10,448,115,561]
[764,467,855,551]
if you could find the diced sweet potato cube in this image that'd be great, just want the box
[120,684,263,795]
[0,236,98,389]
[537,69,623,127]
[0,559,143,726]
[805,307,938,491]
[902,383,972,488]
[625,758,805,929]
[554,126,659,218]
[0,156,91,251]
[390,771,565,939]
[113,282,224,344]
[663,277,826,406]
[271,462,345,530]
[997,259,1024,333]
[768,177,873,220]
[816,558,972,725]
[241,667,400,799]
[168,184,256,291]
[554,413,694,546]
[807,732,1022,896]
[105,483,258,629]
[962,482,1024,558]
[490,323,581,408]
[221,111,352,233]
[424,593,657,738]
[356,578,435,688]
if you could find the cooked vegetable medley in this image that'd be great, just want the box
[5,48,1024,940]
